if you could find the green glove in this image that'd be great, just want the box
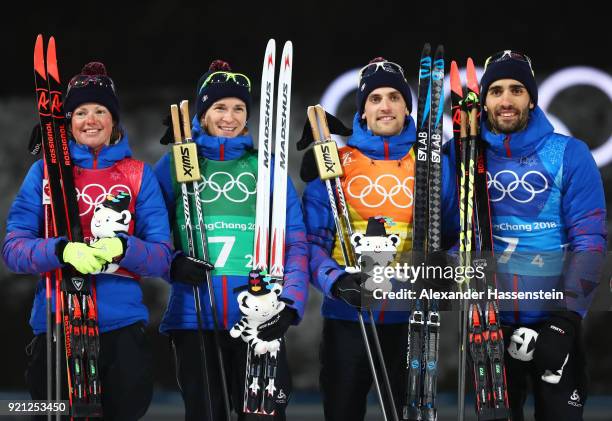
[89,237,125,263]
[61,242,105,274]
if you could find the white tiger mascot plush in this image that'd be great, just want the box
[346,216,400,293]
[230,273,288,355]
[90,191,131,274]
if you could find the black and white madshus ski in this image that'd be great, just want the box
[450,58,510,421]
[404,43,444,421]
[34,34,102,418]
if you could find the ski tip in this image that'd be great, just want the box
[450,61,462,95]
[34,34,46,78]
[466,57,475,71]
[46,36,60,82]
[421,43,432,56]
[466,58,480,95]
[265,39,276,56]
[434,44,445,56]
[281,41,292,69]
[264,41,276,71]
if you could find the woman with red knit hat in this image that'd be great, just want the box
[154,59,309,421]
[3,61,173,420]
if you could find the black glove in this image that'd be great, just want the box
[28,123,43,155]
[297,111,351,182]
[533,311,581,382]
[257,307,297,341]
[160,113,174,145]
[299,148,319,183]
[170,255,215,286]
[296,110,352,151]
[332,272,372,309]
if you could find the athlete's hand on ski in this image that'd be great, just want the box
[332,271,372,309]
[170,254,215,286]
[56,240,107,274]
[257,307,298,341]
[533,311,581,384]
[89,237,128,262]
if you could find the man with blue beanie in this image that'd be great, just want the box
[479,50,607,421]
[301,57,459,421]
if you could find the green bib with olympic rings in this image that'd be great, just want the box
[171,150,258,276]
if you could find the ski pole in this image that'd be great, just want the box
[308,105,399,421]
[170,103,217,421]
[179,100,232,421]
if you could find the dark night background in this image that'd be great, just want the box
[1,2,611,419]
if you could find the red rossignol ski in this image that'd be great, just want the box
[451,58,510,421]
[34,34,102,418]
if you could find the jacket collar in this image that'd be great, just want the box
[480,106,554,157]
[69,131,132,169]
[191,116,253,161]
[347,113,416,160]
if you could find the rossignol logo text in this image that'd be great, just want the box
[60,125,70,167]
[44,122,57,164]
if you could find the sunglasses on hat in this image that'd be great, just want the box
[67,74,116,96]
[358,60,405,85]
[484,50,534,75]
[199,71,252,93]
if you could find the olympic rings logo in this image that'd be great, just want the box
[194,171,257,203]
[76,184,132,216]
[346,174,414,208]
[487,170,548,203]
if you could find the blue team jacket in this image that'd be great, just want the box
[2,134,173,334]
[154,117,309,332]
[481,107,607,325]
[303,113,459,324]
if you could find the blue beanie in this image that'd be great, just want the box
[480,51,537,106]
[195,60,251,121]
[64,62,120,122]
[357,58,412,117]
